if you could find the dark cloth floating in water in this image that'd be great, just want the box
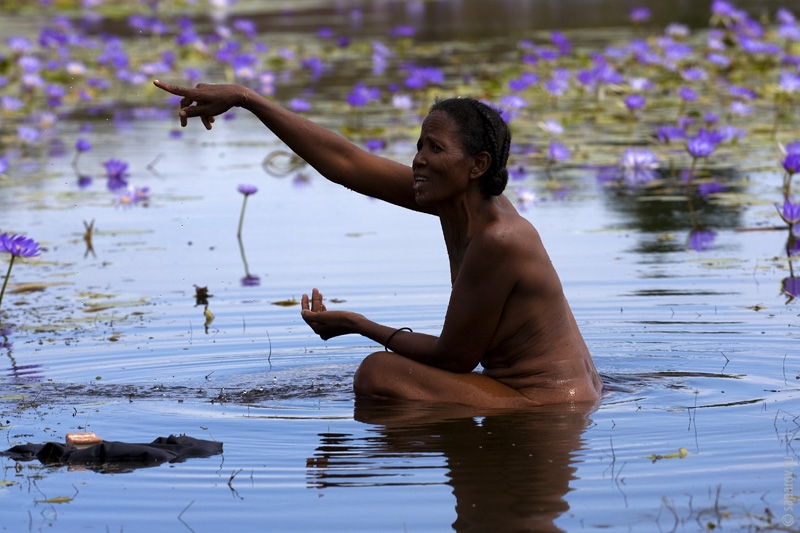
[2,435,222,473]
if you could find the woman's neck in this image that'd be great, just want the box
[437,193,498,283]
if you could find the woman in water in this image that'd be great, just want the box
[153,80,602,408]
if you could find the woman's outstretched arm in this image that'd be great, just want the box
[153,80,427,212]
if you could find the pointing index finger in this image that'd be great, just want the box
[153,79,187,97]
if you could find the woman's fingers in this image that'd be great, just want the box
[311,288,326,312]
[153,79,186,96]
[154,80,231,130]
[154,81,195,127]
[302,289,327,313]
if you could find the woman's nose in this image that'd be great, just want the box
[412,150,424,169]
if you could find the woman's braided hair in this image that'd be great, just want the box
[428,97,511,197]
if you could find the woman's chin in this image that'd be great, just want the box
[413,191,430,206]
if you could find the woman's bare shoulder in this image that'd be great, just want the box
[478,205,546,256]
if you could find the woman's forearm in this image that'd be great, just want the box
[352,315,473,373]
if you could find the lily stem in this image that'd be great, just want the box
[0,254,17,314]
[237,194,250,238]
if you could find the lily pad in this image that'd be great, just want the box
[9,282,71,294]
[272,299,300,307]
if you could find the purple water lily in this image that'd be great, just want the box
[347,83,380,107]
[778,200,800,226]
[237,184,258,237]
[238,184,258,196]
[389,25,415,38]
[782,144,800,195]
[783,153,800,175]
[782,277,800,303]
[0,233,40,258]
[365,139,385,152]
[685,130,721,185]
[104,159,130,191]
[540,119,564,136]
[289,98,311,113]
[508,72,538,92]
[779,71,800,93]
[515,187,537,211]
[630,7,651,23]
[620,147,659,186]
[717,125,746,144]
[73,138,91,167]
[548,140,571,163]
[75,138,92,153]
[624,93,646,111]
[0,232,41,312]
[687,131,718,158]
[551,32,572,56]
[404,66,444,90]
[657,125,687,144]
[678,86,698,101]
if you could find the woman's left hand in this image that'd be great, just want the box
[301,288,361,340]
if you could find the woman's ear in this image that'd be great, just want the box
[470,151,492,180]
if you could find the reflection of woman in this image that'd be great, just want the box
[306,400,594,532]
[154,80,602,407]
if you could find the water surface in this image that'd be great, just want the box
[1,1,799,531]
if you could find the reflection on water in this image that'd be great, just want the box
[598,166,745,253]
[307,400,595,533]
[2,321,44,384]
[238,234,261,287]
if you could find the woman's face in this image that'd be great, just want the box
[412,111,475,205]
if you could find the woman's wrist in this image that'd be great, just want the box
[238,86,253,109]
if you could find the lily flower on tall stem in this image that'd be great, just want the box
[630,7,651,25]
[685,129,720,185]
[237,184,258,238]
[776,199,800,236]
[72,138,91,168]
[781,145,800,198]
[0,232,41,315]
[545,140,571,180]
[620,147,659,187]
[623,93,646,121]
